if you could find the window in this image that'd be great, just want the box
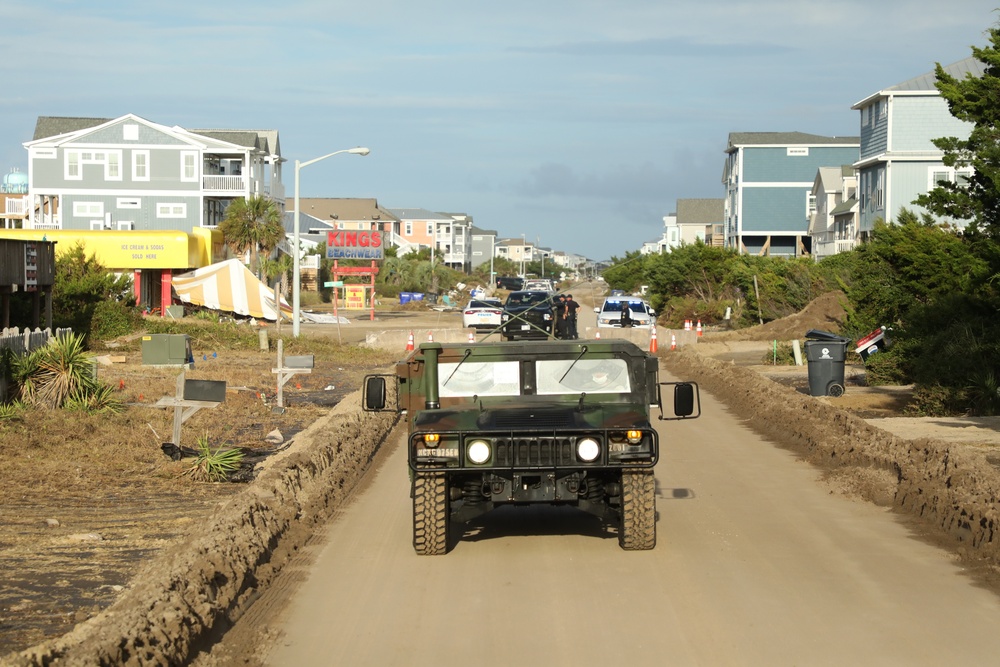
[404,221,413,236]
[89,220,106,230]
[181,152,198,182]
[133,151,149,181]
[66,151,81,180]
[438,361,521,398]
[74,201,104,217]
[106,151,121,180]
[536,358,631,395]
[117,198,141,209]
[117,221,134,230]
[928,166,975,190]
[426,222,434,236]
[156,203,186,218]
[806,193,817,218]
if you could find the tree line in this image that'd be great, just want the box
[603,24,1000,416]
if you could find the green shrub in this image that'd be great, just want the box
[965,370,1000,416]
[905,383,960,417]
[90,299,143,340]
[760,341,798,366]
[862,350,908,386]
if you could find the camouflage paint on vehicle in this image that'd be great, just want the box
[373,338,697,554]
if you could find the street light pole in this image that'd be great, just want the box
[292,147,370,337]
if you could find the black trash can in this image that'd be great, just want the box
[804,330,849,397]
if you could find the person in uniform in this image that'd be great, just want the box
[554,294,572,339]
[564,294,580,339]
[619,302,633,328]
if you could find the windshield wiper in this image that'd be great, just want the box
[559,345,589,383]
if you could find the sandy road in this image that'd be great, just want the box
[251,372,1000,667]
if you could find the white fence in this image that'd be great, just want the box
[0,327,73,356]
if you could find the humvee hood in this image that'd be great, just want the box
[412,401,650,431]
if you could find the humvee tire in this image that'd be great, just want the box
[619,470,656,550]
[413,472,449,555]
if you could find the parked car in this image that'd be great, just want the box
[462,298,504,331]
[523,278,555,292]
[501,290,555,340]
[594,297,656,328]
[495,276,524,291]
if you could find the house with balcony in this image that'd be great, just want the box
[387,208,470,270]
[496,237,537,272]
[2,113,286,313]
[808,166,858,260]
[439,212,473,272]
[851,57,983,237]
[723,132,860,256]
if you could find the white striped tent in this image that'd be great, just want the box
[171,259,291,321]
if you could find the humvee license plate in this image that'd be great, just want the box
[416,448,458,458]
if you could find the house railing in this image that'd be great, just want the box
[203,175,247,192]
[5,197,27,216]
[835,239,856,253]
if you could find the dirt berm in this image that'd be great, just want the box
[6,343,1000,665]
[3,397,397,667]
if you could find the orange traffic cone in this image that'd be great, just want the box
[468,331,475,343]
[427,331,434,342]
[649,327,658,353]
[406,331,415,351]
[595,329,601,339]
[684,319,692,331]
[670,333,677,351]
[696,320,703,337]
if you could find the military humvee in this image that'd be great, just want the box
[364,338,699,555]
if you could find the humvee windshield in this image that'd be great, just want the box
[437,358,631,398]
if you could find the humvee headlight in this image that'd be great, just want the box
[626,430,643,444]
[577,437,600,462]
[467,439,491,464]
[422,433,440,447]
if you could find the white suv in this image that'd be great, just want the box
[594,297,656,328]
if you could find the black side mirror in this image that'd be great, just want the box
[674,383,695,417]
[363,376,387,411]
[657,381,701,420]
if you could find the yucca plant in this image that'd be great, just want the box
[0,400,26,422]
[967,370,1000,416]
[14,333,96,409]
[65,383,124,415]
[184,434,245,482]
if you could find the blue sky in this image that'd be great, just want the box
[2,1,997,260]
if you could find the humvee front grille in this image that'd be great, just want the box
[493,436,578,467]
[492,410,575,429]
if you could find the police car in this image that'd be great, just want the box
[594,297,656,328]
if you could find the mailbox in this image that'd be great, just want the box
[183,379,227,403]
[284,355,315,369]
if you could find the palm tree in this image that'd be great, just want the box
[219,195,284,278]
